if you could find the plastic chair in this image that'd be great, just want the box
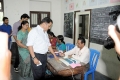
[84,48,100,80]
[65,43,75,51]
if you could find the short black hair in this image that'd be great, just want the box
[3,17,8,21]
[78,36,86,44]
[40,17,53,24]
[21,13,30,19]
[47,29,51,33]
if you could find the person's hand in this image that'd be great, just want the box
[53,49,58,52]
[33,58,41,65]
[108,25,116,37]
[68,55,72,58]
[9,34,12,37]
[54,55,59,61]
[0,32,11,80]
[59,52,65,57]
[26,46,28,50]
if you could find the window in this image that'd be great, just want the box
[0,0,3,25]
[30,11,50,27]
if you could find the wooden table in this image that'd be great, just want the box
[47,56,87,80]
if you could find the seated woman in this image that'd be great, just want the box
[17,21,32,78]
[48,31,57,49]
[56,35,66,52]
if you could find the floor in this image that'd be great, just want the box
[11,65,112,80]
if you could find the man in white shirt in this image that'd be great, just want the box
[27,17,58,80]
[59,36,90,64]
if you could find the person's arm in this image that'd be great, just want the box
[27,30,40,65]
[9,26,12,37]
[108,25,120,55]
[0,32,11,80]
[17,32,27,49]
[27,46,40,65]
[12,23,18,42]
[48,46,59,60]
[28,46,35,58]
[13,36,17,42]
[0,26,2,31]
[17,40,27,49]
[59,46,76,58]
[47,33,59,60]
[72,49,90,64]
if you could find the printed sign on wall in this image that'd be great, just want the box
[69,3,74,10]
[89,0,97,6]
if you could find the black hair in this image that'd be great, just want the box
[40,17,53,24]
[47,29,51,33]
[21,13,30,19]
[57,35,65,44]
[78,36,86,44]
[3,17,8,21]
[48,31,56,37]
[18,21,29,31]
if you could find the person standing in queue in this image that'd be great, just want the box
[27,17,58,80]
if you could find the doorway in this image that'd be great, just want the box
[75,11,90,47]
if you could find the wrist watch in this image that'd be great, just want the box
[32,56,36,60]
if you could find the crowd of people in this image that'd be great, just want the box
[0,13,120,80]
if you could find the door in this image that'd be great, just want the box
[75,11,90,47]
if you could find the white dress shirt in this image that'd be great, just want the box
[64,46,90,64]
[27,25,51,54]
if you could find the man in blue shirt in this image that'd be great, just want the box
[0,17,12,49]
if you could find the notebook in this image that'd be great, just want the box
[70,63,81,68]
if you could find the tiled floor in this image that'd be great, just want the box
[11,65,112,80]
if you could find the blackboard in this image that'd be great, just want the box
[64,12,73,38]
[90,5,120,45]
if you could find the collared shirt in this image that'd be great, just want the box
[0,24,12,42]
[27,25,51,54]
[12,20,21,36]
[64,46,90,64]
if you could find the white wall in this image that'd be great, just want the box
[29,0,51,11]
[46,0,62,36]
[4,0,29,42]
[4,0,29,26]
[31,0,62,36]
[62,0,120,80]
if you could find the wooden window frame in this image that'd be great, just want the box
[30,11,50,27]
[0,0,4,12]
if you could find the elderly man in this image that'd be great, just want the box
[59,36,90,65]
